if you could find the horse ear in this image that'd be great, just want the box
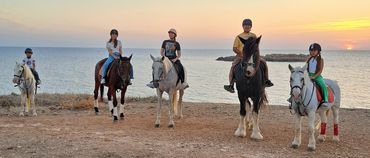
[256,35,262,45]
[302,64,308,72]
[128,54,132,61]
[238,36,246,44]
[150,54,155,61]
[288,64,294,71]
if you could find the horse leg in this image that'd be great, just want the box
[173,90,178,117]
[307,111,316,151]
[318,110,328,142]
[155,89,163,128]
[119,87,127,119]
[100,84,104,101]
[235,95,247,137]
[112,89,118,122]
[20,94,26,116]
[246,99,253,130]
[31,93,37,116]
[167,90,175,128]
[107,88,113,115]
[291,113,302,149]
[332,106,340,142]
[93,82,100,115]
[178,89,184,119]
[250,98,263,140]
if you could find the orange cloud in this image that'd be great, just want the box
[306,18,370,31]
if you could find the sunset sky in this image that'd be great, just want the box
[1,0,369,50]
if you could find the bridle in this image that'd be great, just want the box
[116,60,131,87]
[13,65,25,85]
[290,70,315,116]
[152,60,165,83]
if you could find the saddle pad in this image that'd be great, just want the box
[316,86,334,103]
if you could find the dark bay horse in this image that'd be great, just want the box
[233,36,268,140]
[93,55,132,122]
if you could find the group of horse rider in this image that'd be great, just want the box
[21,18,329,107]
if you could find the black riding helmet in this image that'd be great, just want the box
[110,29,118,35]
[309,43,321,52]
[25,48,33,54]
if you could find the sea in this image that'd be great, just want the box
[1,47,369,109]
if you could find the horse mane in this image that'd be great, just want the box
[162,57,174,75]
[22,64,35,80]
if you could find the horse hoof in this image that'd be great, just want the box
[168,124,174,128]
[291,144,299,149]
[250,132,263,140]
[33,113,37,117]
[234,128,246,137]
[307,147,316,151]
[155,124,160,128]
[113,116,118,122]
[95,112,99,115]
[120,113,124,120]
[333,136,340,142]
[19,113,24,116]
[318,135,326,142]
[94,107,99,114]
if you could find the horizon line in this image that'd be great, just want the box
[1,46,369,51]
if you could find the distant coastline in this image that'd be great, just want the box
[217,54,309,62]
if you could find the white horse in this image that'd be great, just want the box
[12,62,37,116]
[289,64,341,151]
[150,55,187,128]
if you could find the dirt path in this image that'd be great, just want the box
[1,101,369,158]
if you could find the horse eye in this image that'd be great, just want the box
[301,78,304,82]
[290,77,293,81]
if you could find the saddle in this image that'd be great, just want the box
[314,83,334,103]
[99,60,119,80]
[172,61,185,84]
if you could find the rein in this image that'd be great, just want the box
[290,78,315,116]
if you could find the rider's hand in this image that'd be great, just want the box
[171,58,178,62]
[309,76,315,80]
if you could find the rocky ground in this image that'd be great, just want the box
[0,94,369,157]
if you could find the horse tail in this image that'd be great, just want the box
[260,90,269,110]
[172,90,178,115]
[26,95,30,112]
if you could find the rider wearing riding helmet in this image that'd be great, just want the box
[22,48,41,85]
[224,19,273,93]
[307,43,329,108]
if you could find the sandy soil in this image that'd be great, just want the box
[0,94,369,158]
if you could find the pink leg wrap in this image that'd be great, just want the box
[320,123,327,135]
[334,124,339,136]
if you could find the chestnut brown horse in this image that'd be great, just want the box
[93,55,132,122]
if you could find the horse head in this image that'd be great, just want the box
[239,35,262,78]
[13,62,25,84]
[118,54,132,87]
[289,64,309,101]
[150,54,166,87]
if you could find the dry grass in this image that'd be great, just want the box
[0,93,159,110]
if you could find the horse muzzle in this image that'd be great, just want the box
[152,80,160,88]
[12,78,20,84]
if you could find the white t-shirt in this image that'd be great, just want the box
[22,57,35,69]
[106,40,122,53]
[308,57,317,73]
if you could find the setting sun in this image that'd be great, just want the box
[345,44,354,50]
